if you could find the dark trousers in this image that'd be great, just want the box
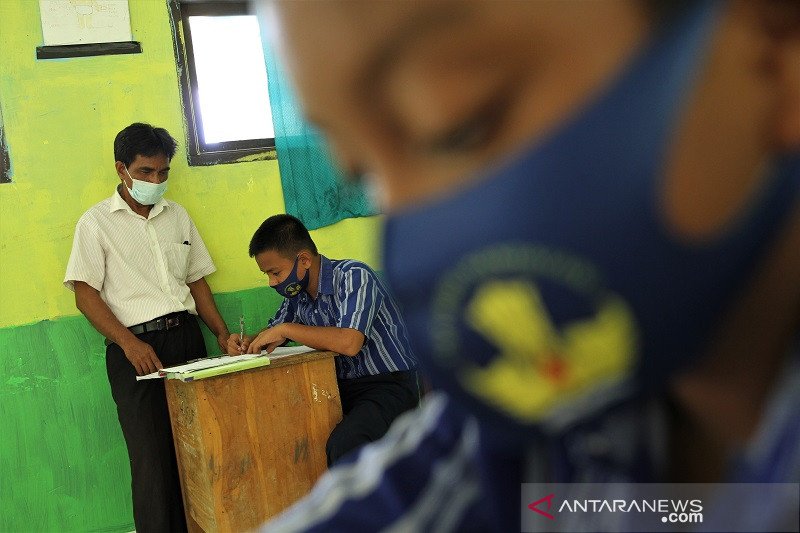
[105,315,206,533]
[326,370,420,466]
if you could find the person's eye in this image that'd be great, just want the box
[421,94,510,155]
[342,165,366,184]
[325,139,364,184]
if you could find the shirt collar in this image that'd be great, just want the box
[318,255,334,296]
[110,186,168,217]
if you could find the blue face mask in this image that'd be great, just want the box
[382,2,800,440]
[273,255,310,298]
[124,167,167,206]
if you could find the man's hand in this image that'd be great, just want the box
[74,281,166,374]
[121,337,163,376]
[226,333,253,355]
[216,332,232,355]
[247,325,287,354]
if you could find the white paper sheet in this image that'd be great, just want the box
[135,345,316,381]
[39,0,132,46]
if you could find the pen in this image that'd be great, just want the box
[239,315,245,354]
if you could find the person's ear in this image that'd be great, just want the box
[759,1,800,150]
[298,251,313,270]
[115,161,128,181]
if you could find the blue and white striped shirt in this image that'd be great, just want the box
[268,256,417,380]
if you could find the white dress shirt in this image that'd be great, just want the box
[64,188,216,327]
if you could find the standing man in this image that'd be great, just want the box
[228,214,419,465]
[64,123,231,532]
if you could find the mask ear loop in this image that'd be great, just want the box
[296,253,311,284]
[122,166,134,192]
[292,254,302,278]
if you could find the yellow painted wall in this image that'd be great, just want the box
[0,0,381,329]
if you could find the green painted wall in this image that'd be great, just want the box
[0,1,380,531]
[0,288,283,532]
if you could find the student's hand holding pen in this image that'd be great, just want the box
[247,325,287,354]
[226,333,252,355]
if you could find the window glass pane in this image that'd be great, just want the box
[188,15,274,144]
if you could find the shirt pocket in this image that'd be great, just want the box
[165,242,190,281]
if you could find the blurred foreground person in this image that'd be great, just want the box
[258,1,800,531]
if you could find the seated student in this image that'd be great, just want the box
[227,214,419,465]
[255,0,800,531]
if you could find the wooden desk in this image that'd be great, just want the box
[165,351,342,532]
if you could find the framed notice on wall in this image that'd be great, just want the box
[36,0,141,59]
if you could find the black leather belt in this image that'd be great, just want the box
[105,311,190,346]
[129,311,189,334]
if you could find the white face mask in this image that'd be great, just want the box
[124,167,167,205]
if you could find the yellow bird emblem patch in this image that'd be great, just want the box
[460,280,636,422]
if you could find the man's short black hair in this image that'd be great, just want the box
[249,214,319,258]
[114,123,178,166]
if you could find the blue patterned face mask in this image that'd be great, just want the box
[272,255,310,298]
[124,167,167,206]
[382,2,800,439]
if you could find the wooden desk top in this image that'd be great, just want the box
[265,349,337,370]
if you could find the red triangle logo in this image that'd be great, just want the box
[528,493,556,520]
